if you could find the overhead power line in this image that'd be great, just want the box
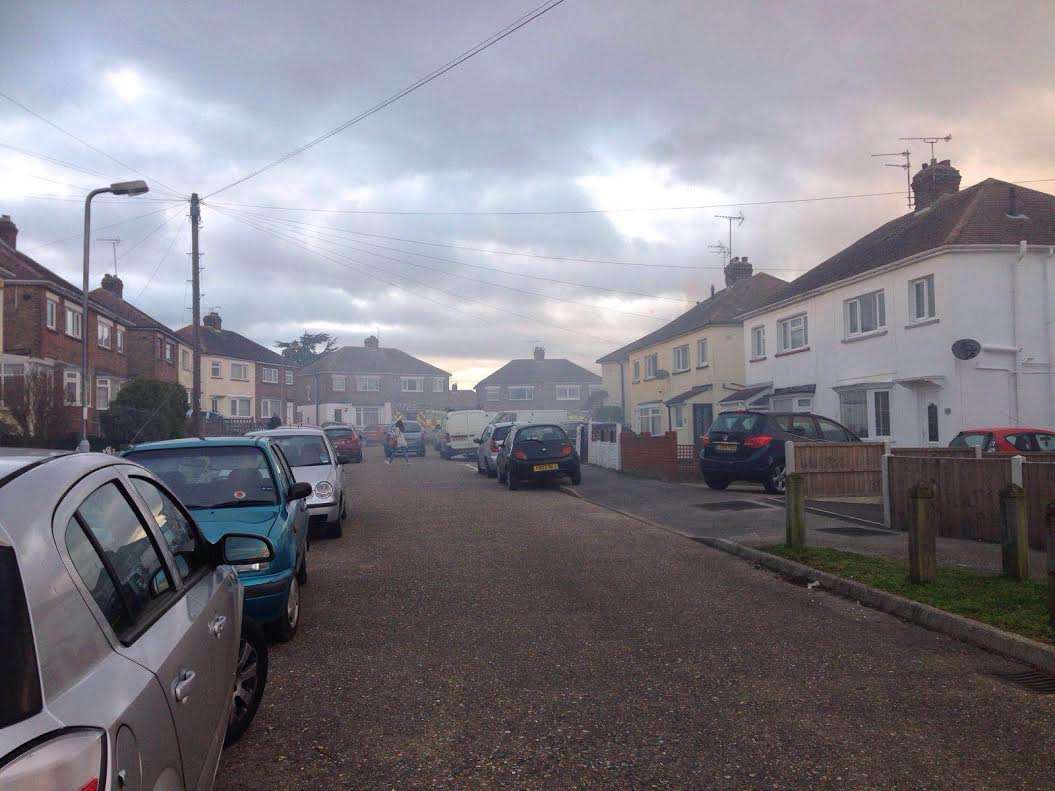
[117,207,186,265]
[134,217,187,301]
[202,0,567,198]
[0,89,185,197]
[23,204,178,253]
[0,141,113,179]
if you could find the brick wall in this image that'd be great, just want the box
[257,363,295,420]
[126,329,179,382]
[620,430,678,480]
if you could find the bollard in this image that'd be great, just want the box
[999,483,1029,580]
[1047,503,1055,628]
[785,472,806,549]
[908,481,937,584]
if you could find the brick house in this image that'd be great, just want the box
[175,311,296,424]
[0,214,130,438]
[474,347,602,414]
[296,335,451,426]
[90,274,192,389]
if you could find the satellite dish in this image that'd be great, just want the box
[951,339,981,360]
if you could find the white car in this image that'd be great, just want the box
[248,427,347,538]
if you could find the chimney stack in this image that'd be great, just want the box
[911,159,961,212]
[0,215,17,249]
[364,335,380,349]
[203,311,222,331]
[533,345,546,361]
[723,255,753,287]
[101,273,124,299]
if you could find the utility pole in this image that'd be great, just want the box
[190,193,202,436]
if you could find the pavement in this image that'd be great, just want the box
[215,448,1055,789]
[577,463,1049,580]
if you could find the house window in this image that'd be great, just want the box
[63,370,81,406]
[305,383,313,401]
[181,349,191,371]
[874,390,891,438]
[909,275,936,322]
[401,376,424,392]
[696,339,709,368]
[332,375,346,391]
[230,363,249,381]
[164,342,174,362]
[96,378,111,411]
[636,405,662,435]
[46,298,58,330]
[285,370,294,386]
[356,375,380,392]
[632,361,641,382]
[839,390,868,438]
[845,290,886,337]
[645,353,658,379]
[671,405,685,428]
[211,396,221,413]
[555,384,581,401]
[433,377,446,393]
[116,328,124,353]
[485,386,500,402]
[65,306,83,339]
[672,345,690,372]
[230,397,251,417]
[210,361,222,378]
[751,326,766,359]
[508,386,534,401]
[97,321,112,349]
[778,314,808,352]
[0,363,25,406]
[260,398,282,418]
[355,406,383,427]
[262,367,279,384]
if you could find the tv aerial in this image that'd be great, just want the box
[714,211,744,259]
[899,134,952,164]
[98,237,121,275]
[872,150,912,209]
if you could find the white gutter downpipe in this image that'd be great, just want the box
[1010,240,1026,425]
[1044,247,1055,427]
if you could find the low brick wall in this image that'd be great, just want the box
[620,430,678,480]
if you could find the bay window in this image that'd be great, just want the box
[636,405,662,436]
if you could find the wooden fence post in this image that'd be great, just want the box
[999,483,1029,580]
[881,452,892,529]
[1011,454,1024,487]
[908,482,937,584]
[785,472,806,549]
[1047,502,1055,628]
[785,440,796,474]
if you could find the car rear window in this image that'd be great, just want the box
[326,429,357,439]
[126,446,280,508]
[0,545,42,727]
[1037,433,1055,451]
[950,432,989,449]
[516,425,567,443]
[709,413,763,434]
[270,435,332,466]
[403,422,421,433]
[492,425,513,442]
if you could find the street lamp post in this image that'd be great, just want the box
[79,180,150,452]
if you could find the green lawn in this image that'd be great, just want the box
[763,545,1054,645]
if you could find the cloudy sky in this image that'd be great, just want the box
[2,0,1053,387]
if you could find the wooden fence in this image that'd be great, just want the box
[889,446,977,458]
[790,441,885,497]
[887,455,1055,549]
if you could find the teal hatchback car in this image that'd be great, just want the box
[124,437,311,642]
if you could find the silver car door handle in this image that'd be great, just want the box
[209,615,227,638]
[173,669,196,704]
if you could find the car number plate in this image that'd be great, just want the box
[533,463,559,472]
[715,442,739,453]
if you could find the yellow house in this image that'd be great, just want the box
[597,259,785,443]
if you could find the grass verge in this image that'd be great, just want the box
[762,545,1054,645]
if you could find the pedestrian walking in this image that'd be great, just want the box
[393,418,410,465]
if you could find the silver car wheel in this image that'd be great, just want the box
[230,638,259,728]
[286,577,300,628]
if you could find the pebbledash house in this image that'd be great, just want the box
[733,159,1055,447]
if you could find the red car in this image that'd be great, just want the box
[362,424,386,446]
[324,425,363,462]
[950,427,1055,453]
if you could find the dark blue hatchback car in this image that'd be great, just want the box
[699,411,860,493]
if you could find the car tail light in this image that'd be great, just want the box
[560,445,573,456]
[743,434,773,449]
[0,729,105,791]
[513,449,527,461]
[490,440,500,452]
[700,436,711,447]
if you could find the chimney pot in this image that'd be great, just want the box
[101,273,124,299]
[911,159,960,211]
[203,311,222,331]
[533,345,545,361]
[364,335,379,349]
[723,255,753,287]
[0,214,17,249]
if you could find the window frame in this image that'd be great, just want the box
[261,367,279,384]
[636,405,663,435]
[115,327,124,353]
[332,374,346,392]
[210,360,222,379]
[64,304,83,340]
[285,370,294,386]
[751,325,766,359]
[777,313,808,352]
[97,319,112,350]
[632,360,641,382]
[672,345,690,373]
[555,384,581,401]
[260,397,282,419]
[180,348,191,372]
[401,376,424,393]
[644,353,658,379]
[485,385,501,402]
[63,370,82,406]
[696,339,709,368]
[231,397,252,417]
[844,289,886,338]
[230,362,249,382]
[356,375,381,392]
[96,377,111,411]
[908,274,936,322]
[671,404,685,428]
[432,377,446,393]
[164,342,174,363]
[507,385,534,401]
[45,297,58,331]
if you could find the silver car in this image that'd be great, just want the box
[0,450,274,790]
[248,427,346,538]
[474,421,517,477]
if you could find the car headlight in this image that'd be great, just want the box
[314,481,334,499]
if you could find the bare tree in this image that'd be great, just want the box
[5,367,69,442]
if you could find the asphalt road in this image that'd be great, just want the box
[216,449,1055,789]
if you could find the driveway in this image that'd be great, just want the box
[216,449,1055,788]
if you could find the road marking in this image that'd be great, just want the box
[463,464,477,471]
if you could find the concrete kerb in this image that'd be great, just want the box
[559,484,1055,675]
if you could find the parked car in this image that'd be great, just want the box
[950,427,1055,453]
[440,410,493,459]
[490,409,569,427]
[324,424,363,463]
[495,423,582,489]
[385,420,426,456]
[124,437,311,643]
[362,424,386,446]
[0,449,275,791]
[248,427,347,537]
[474,421,516,477]
[698,410,860,494]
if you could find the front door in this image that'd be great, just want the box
[918,386,942,445]
[692,403,714,448]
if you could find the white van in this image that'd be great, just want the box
[440,410,494,458]
[489,409,570,427]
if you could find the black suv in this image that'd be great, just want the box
[698,411,860,493]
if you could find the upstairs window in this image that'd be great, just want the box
[230,363,249,381]
[751,326,766,359]
[845,290,886,337]
[356,375,380,392]
[645,353,658,378]
[332,375,346,391]
[672,345,689,372]
[909,275,936,322]
[433,377,446,392]
[632,360,641,382]
[97,321,112,349]
[401,376,424,393]
[778,314,808,352]
[696,339,709,367]
[210,360,222,378]
[46,297,58,330]
[164,343,174,362]
[285,370,294,385]
[262,367,279,384]
[555,384,581,401]
[65,306,83,339]
[181,349,191,371]
[116,328,125,353]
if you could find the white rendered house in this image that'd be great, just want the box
[736,161,1055,447]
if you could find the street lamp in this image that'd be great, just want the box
[79,180,149,452]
